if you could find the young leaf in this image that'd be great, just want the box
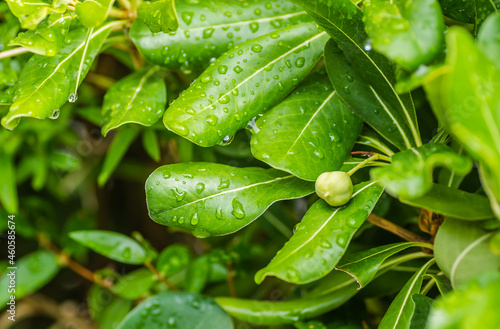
[137,0,179,34]
[145,162,315,238]
[141,129,161,162]
[377,258,435,329]
[1,21,119,130]
[363,0,444,70]
[0,250,59,305]
[296,0,421,148]
[97,298,133,329]
[336,242,432,289]
[185,255,210,293]
[75,0,115,28]
[250,72,363,181]
[130,0,312,70]
[434,218,500,287]
[9,13,72,56]
[399,183,494,220]
[427,272,500,329]
[101,66,167,136]
[255,181,383,285]
[156,244,191,276]
[0,148,18,214]
[370,143,472,199]
[477,13,500,71]
[5,0,63,29]
[163,22,328,147]
[356,126,395,156]
[69,230,148,264]
[112,268,156,300]
[118,292,234,329]
[98,126,140,187]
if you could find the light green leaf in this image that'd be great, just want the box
[399,184,494,220]
[163,22,328,147]
[336,242,431,288]
[75,0,115,28]
[118,292,234,329]
[0,148,18,214]
[477,13,500,71]
[296,0,421,149]
[1,21,119,130]
[130,0,312,70]
[371,143,472,199]
[363,0,444,70]
[141,129,161,162]
[255,181,383,285]
[356,126,395,156]
[156,244,191,276]
[250,72,362,181]
[185,255,210,293]
[101,66,167,136]
[377,258,435,329]
[146,162,314,237]
[5,0,63,30]
[112,268,156,300]
[98,298,132,329]
[137,0,179,34]
[9,13,72,56]
[69,230,147,264]
[425,273,452,295]
[98,126,140,187]
[427,272,500,329]
[434,218,500,287]
[0,250,59,305]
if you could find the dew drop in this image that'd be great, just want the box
[215,207,223,219]
[249,22,259,33]
[231,198,246,219]
[195,182,205,194]
[169,122,189,136]
[251,44,262,52]
[206,115,218,126]
[68,92,78,103]
[190,213,199,225]
[220,135,234,145]
[218,178,230,190]
[219,94,230,104]
[49,109,60,119]
[218,65,228,74]
[364,39,373,52]
[181,11,194,25]
[122,247,131,260]
[203,27,215,38]
[233,65,243,73]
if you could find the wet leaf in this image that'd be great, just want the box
[145,162,314,237]
[0,148,18,214]
[137,0,179,34]
[5,0,65,30]
[75,0,115,28]
[250,72,362,181]
[163,22,328,147]
[255,181,383,285]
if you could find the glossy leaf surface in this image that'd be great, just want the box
[297,0,421,149]
[101,66,167,136]
[146,163,314,237]
[477,13,500,71]
[163,22,328,147]
[130,0,312,70]
[255,181,383,285]
[371,143,472,199]
[378,259,435,329]
[118,292,234,329]
[1,22,117,130]
[434,218,500,287]
[5,0,61,29]
[137,0,179,34]
[438,0,474,24]
[250,73,362,181]
[409,294,433,329]
[0,148,18,213]
[363,0,444,70]
[399,184,494,220]
[70,230,147,265]
[336,242,431,288]
[112,268,156,300]
[75,0,114,28]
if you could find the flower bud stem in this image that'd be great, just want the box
[347,154,391,176]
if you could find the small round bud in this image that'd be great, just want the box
[315,171,353,207]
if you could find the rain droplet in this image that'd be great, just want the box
[206,115,218,126]
[181,11,194,25]
[346,75,353,82]
[49,109,60,119]
[190,213,199,225]
[220,135,233,145]
[219,94,230,104]
[364,39,373,52]
[215,207,223,219]
[68,92,78,103]
[231,198,245,219]
[249,22,259,33]
[195,182,205,194]
[203,28,215,39]
[251,44,263,52]
[218,65,228,74]
[233,65,243,73]
[172,188,186,201]
[122,247,131,260]
[169,122,189,136]
[218,179,230,189]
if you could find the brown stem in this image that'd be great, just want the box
[350,151,377,157]
[144,261,179,291]
[367,214,430,244]
[37,234,113,289]
[226,261,236,298]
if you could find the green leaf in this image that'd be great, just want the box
[477,13,500,71]
[75,0,115,28]
[98,298,133,329]
[370,143,472,199]
[5,0,63,30]
[474,0,499,31]
[146,162,314,237]
[363,0,444,70]
[98,126,140,187]
[69,230,147,264]
[112,268,156,300]
[255,181,383,285]
[409,294,433,329]
[9,13,72,56]
[336,242,431,288]
[297,0,421,149]
[480,164,500,219]
[356,126,395,156]
[118,292,234,329]
[163,22,328,147]
[425,273,452,295]
[399,184,494,220]
[156,244,191,276]
[295,321,327,329]
[185,255,210,293]
[434,218,500,287]
[438,0,475,24]
[377,258,435,329]
[137,0,179,34]
[130,0,312,70]
[0,250,59,305]
[250,72,362,181]
[142,129,161,162]
[427,271,500,329]
[0,148,18,214]
[101,66,167,136]
[1,21,118,130]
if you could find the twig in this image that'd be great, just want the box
[0,47,30,60]
[144,261,179,291]
[367,214,430,244]
[226,261,236,298]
